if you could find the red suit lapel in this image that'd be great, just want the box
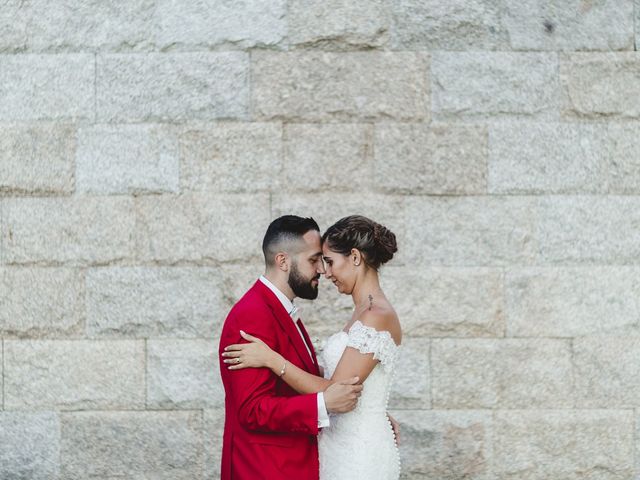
[255,280,317,374]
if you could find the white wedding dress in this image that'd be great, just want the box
[318,320,401,480]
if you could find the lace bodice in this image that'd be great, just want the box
[323,320,398,370]
[318,320,401,479]
[321,320,399,412]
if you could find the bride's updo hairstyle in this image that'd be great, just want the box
[321,215,397,270]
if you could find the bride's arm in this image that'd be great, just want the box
[329,347,379,384]
[329,310,400,384]
[222,330,333,394]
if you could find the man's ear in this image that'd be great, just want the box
[275,252,289,272]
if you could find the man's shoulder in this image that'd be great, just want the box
[233,282,265,309]
[223,284,283,343]
[228,282,272,319]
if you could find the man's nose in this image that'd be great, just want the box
[317,262,326,274]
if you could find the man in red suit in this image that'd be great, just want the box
[219,215,362,480]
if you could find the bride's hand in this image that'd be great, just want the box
[222,330,282,371]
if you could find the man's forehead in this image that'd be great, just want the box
[301,230,322,251]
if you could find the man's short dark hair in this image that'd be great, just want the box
[262,215,320,266]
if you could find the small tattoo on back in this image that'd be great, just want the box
[368,294,373,310]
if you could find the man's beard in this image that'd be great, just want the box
[288,261,319,300]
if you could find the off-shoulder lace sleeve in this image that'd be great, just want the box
[346,320,399,372]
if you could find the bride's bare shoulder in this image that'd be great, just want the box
[358,307,402,345]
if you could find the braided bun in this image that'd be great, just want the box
[372,223,398,266]
[322,215,397,269]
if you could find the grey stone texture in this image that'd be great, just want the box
[155,0,286,50]
[388,337,430,409]
[288,0,390,48]
[561,53,640,119]
[0,0,156,53]
[2,2,640,478]
[410,195,640,266]
[390,409,493,480]
[97,52,249,122]
[0,267,85,338]
[76,124,180,194]
[535,196,640,264]
[607,122,640,193]
[573,337,640,408]
[180,122,282,193]
[391,0,634,52]
[0,123,76,195]
[506,267,640,337]
[2,196,136,265]
[0,0,286,53]
[252,51,429,121]
[0,54,94,121]
[284,123,373,192]
[390,0,508,51]
[406,196,536,266]
[375,123,487,194]
[147,339,222,409]
[0,411,61,480]
[431,339,574,409]
[204,409,225,480]
[432,52,559,121]
[382,266,505,337]
[488,122,608,194]
[134,193,270,264]
[86,267,224,338]
[494,410,635,479]
[60,411,203,479]
[503,0,634,51]
[4,340,145,409]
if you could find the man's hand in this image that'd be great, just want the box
[324,377,363,414]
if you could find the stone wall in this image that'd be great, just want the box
[2,1,640,479]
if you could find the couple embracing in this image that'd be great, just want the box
[218,214,402,480]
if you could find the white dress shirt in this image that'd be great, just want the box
[259,275,330,428]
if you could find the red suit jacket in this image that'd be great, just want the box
[219,280,322,480]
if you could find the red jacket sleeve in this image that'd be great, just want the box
[223,307,319,435]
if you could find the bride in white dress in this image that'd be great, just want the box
[222,215,402,480]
